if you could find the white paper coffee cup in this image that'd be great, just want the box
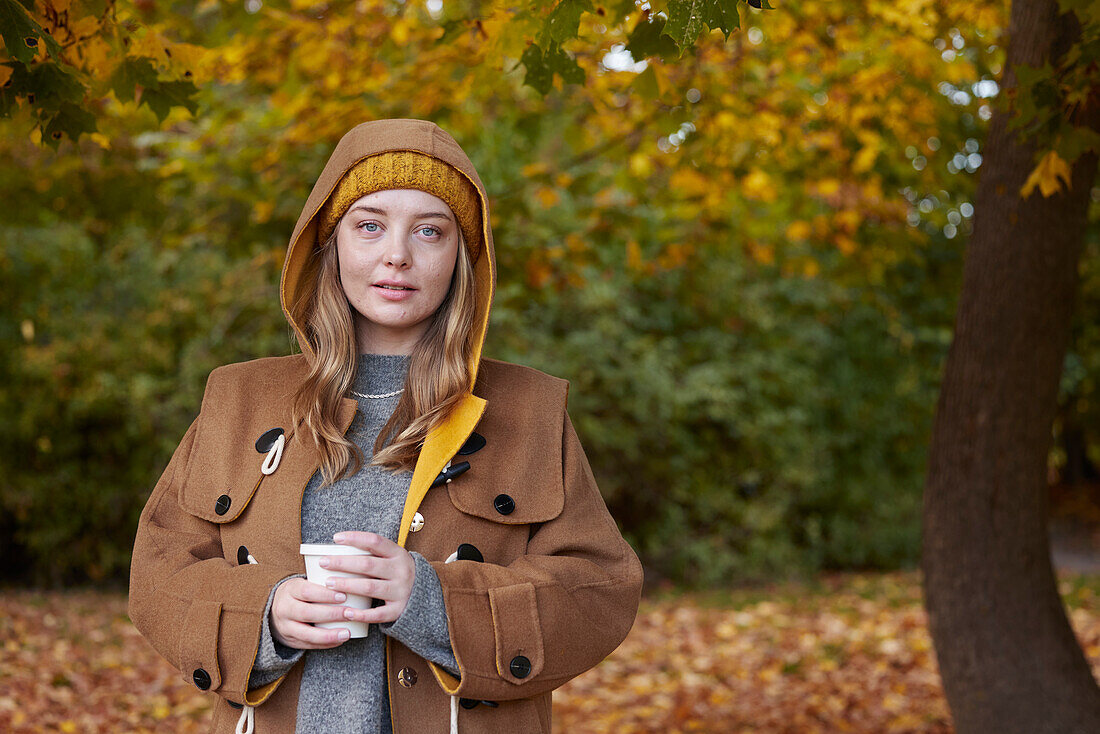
[299,543,374,639]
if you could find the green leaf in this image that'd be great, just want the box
[663,0,712,53]
[437,18,469,44]
[42,100,97,149]
[541,0,595,45]
[627,16,681,61]
[629,63,660,98]
[141,79,200,122]
[26,61,85,112]
[606,0,639,24]
[663,0,744,53]
[521,40,585,95]
[0,0,62,65]
[0,60,28,116]
[521,43,551,93]
[109,57,160,103]
[709,0,742,39]
[1055,126,1100,161]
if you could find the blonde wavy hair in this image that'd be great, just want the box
[289,223,477,481]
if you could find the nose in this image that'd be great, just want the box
[384,233,411,269]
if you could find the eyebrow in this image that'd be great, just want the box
[347,205,453,221]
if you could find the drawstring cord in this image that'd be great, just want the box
[235,704,254,734]
[237,553,260,734]
[242,434,279,730]
[444,547,460,734]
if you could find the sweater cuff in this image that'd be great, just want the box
[379,551,460,677]
[248,574,306,690]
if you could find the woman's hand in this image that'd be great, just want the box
[322,531,416,625]
[270,578,353,649]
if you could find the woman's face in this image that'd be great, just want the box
[335,188,460,355]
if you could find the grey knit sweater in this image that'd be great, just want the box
[247,353,460,734]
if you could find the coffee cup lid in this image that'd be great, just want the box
[299,543,373,556]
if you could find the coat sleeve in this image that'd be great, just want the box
[425,408,644,701]
[127,367,302,707]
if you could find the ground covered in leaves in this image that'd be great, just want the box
[2,570,1098,733]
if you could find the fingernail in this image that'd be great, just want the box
[337,629,350,640]
[319,557,330,568]
[333,533,345,543]
[333,592,346,602]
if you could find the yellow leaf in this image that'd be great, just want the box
[669,167,710,196]
[1021,150,1072,198]
[743,168,777,202]
[535,187,559,207]
[747,241,774,265]
[253,201,275,224]
[835,209,861,232]
[785,221,812,241]
[715,111,738,131]
[817,178,841,197]
[69,15,100,38]
[391,19,410,44]
[852,134,880,173]
[835,234,857,255]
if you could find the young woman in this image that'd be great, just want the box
[128,118,644,734]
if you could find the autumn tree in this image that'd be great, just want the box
[921,0,1100,730]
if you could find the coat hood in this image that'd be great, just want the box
[280,118,497,387]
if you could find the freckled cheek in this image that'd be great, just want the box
[340,257,378,296]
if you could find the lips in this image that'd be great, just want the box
[371,280,418,301]
[373,281,416,291]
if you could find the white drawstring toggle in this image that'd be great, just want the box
[260,434,285,475]
[236,552,260,734]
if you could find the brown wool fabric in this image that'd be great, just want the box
[317,151,482,262]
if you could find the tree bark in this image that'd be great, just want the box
[921,0,1100,732]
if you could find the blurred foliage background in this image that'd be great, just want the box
[3,0,1098,588]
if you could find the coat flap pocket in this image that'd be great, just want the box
[442,392,567,525]
[175,361,358,524]
[177,364,296,523]
[444,473,564,524]
[179,599,223,691]
[488,582,544,684]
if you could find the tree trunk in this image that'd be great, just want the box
[921,0,1100,731]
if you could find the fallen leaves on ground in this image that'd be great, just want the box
[1,570,1097,733]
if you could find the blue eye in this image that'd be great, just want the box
[419,226,440,237]
[357,222,379,232]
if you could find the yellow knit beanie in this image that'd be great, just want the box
[317,150,481,263]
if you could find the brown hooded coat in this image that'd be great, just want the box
[128,118,645,734]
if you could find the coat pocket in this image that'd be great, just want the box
[443,469,564,525]
[177,425,296,524]
[487,582,544,685]
[178,599,224,692]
